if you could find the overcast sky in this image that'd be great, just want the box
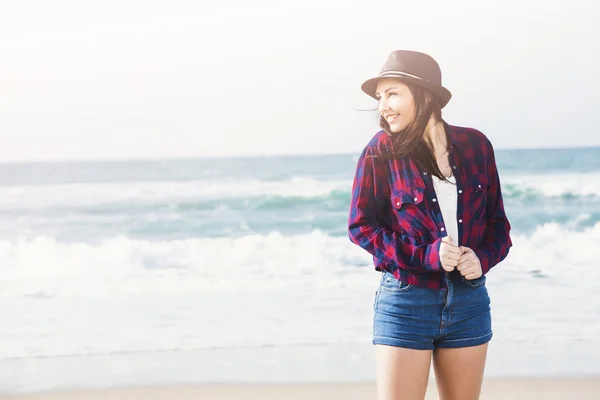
[0,0,598,161]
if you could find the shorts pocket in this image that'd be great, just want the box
[379,273,412,294]
[373,290,380,309]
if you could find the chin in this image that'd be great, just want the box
[388,122,405,133]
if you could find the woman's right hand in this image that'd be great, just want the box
[439,236,461,272]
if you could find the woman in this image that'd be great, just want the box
[348,50,512,400]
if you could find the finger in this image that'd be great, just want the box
[457,262,473,273]
[442,242,457,251]
[460,267,472,276]
[447,258,459,267]
[444,259,459,269]
[462,265,481,277]
[447,252,461,262]
[458,253,472,264]
[442,242,460,254]
[459,246,472,254]
[440,245,459,257]
[442,258,458,269]
[448,245,461,254]
[442,264,455,272]
[442,236,457,246]
[465,271,482,280]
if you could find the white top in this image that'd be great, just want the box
[432,174,460,245]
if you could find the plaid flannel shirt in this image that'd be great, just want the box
[348,121,512,289]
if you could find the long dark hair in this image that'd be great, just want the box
[378,83,450,182]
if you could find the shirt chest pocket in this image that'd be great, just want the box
[390,187,435,237]
[469,173,490,220]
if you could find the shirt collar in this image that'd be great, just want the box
[443,120,463,150]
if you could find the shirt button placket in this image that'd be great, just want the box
[457,186,462,224]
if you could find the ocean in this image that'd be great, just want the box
[1,147,600,393]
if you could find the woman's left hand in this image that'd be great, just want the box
[457,247,483,280]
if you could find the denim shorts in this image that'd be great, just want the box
[373,271,492,350]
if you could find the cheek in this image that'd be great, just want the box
[389,96,413,115]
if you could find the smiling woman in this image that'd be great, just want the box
[348,50,512,400]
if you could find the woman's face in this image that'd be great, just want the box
[376,79,416,133]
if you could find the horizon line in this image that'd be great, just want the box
[0,144,599,165]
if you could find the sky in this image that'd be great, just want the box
[0,0,598,161]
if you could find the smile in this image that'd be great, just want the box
[386,114,399,123]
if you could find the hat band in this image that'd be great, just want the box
[378,70,426,81]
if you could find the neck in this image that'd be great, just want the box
[424,118,447,156]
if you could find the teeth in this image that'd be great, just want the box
[386,115,398,122]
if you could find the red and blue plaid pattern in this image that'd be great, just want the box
[348,122,512,289]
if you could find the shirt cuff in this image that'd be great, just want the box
[474,248,492,275]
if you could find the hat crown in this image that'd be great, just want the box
[360,49,452,108]
[380,50,442,84]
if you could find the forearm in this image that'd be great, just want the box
[349,218,443,272]
[474,220,512,274]
[475,140,513,274]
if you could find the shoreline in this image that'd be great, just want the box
[2,378,600,400]
[2,340,600,394]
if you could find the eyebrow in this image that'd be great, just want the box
[375,87,398,98]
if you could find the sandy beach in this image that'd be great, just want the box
[1,378,599,400]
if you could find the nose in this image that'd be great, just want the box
[378,98,389,115]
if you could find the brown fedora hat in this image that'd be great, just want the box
[361,50,452,108]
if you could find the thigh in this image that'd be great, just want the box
[375,344,432,400]
[432,343,489,400]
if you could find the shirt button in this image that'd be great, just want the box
[423,172,428,175]
[414,197,418,202]
[459,219,463,223]
[441,227,445,232]
[452,166,457,169]
[478,184,482,188]
[396,201,401,207]
[432,198,437,202]
[458,189,463,194]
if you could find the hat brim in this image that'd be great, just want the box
[361,76,452,109]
